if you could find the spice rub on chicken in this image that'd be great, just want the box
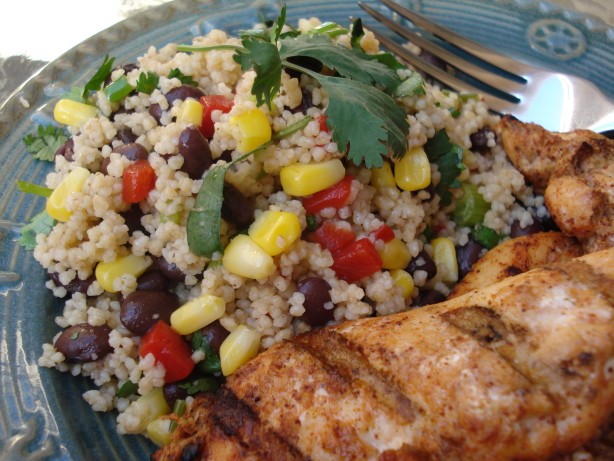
[499,115,614,252]
[153,248,614,461]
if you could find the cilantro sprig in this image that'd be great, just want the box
[23,125,68,161]
[179,7,413,168]
[423,130,465,206]
[82,55,115,101]
[18,210,56,250]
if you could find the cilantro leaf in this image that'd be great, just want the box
[270,4,286,43]
[18,210,56,250]
[135,72,159,94]
[472,224,501,249]
[82,55,115,101]
[280,34,399,92]
[423,130,465,206]
[23,125,68,161]
[191,331,222,374]
[350,18,404,72]
[116,380,138,398]
[234,38,282,107]
[168,68,197,86]
[317,75,408,168]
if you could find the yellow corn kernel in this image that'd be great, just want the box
[390,269,414,299]
[463,149,478,169]
[170,294,226,335]
[147,417,173,447]
[280,159,345,197]
[222,234,276,279]
[129,387,170,433]
[46,167,90,222]
[431,237,459,283]
[370,161,396,189]
[229,108,272,153]
[95,253,151,293]
[177,98,203,127]
[219,325,261,376]
[394,147,431,192]
[53,98,98,128]
[379,238,412,270]
[248,211,301,256]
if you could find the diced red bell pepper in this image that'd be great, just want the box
[331,238,383,283]
[302,176,354,215]
[311,221,356,253]
[140,320,195,383]
[198,95,234,138]
[317,114,329,133]
[122,160,156,203]
[370,224,395,243]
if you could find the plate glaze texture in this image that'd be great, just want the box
[0,0,612,459]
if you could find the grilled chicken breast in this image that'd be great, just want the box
[154,248,614,461]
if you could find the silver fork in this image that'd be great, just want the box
[359,0,614,134]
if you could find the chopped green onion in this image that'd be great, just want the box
[449,107,461,118]
[103,76,134,103]
[17,180,53,197]
[459,93,479,102]
[452,183,490,227]
[116,380,138,398]
[179,376,219,395]
[172,399,186,417]
[395,71,426,97]
[471,224,501,249]
[309,22,349,37]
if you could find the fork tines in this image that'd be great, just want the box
[358,0,531,113]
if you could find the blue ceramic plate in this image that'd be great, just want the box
[0,0,612,459]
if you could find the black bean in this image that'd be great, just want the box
[218,150,233,163]
[199,320,230,353]
[221,183,253,228]
[288,88,314,114]
[116,128,138,144]
[164,85,205,106]
[406,250,437,280]
[54,323,113,363]
[100,157,111,175]
[178,126,213,179]
[162,382,189,409]
[148,103,163,124]
[153,256,186,282]
[510,218,543,238]
[113,142,148,161]
[297,277,334,327]
[418,49,447,71]
[413,289,446,307]
[283,56,323,79]
[120,290,180,335]
[137,271,170,291]
[54,138,75,161]
[48,272,95,295]
[119,204,146,235]
[469,127,495,153]
[456,238,485,279]
[110,107,135,122]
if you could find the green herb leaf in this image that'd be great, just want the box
[234,38,282,107]
[64,86,87,103]
[16,180,53,197]
[270,4,286,43]
[191,331,222,374]
[23,125,68,162]
[423,130,465,206]
[135,72,159,94]
[116,380,138,398]
[316,75,408,168]
[168,68,198,86]
[472,224,501,249]
[18,210,56,250]
[103,76,135,103]
[306,214,318,232]
[83,55,115,101]
[179,376,219,395]
[309,21,349,38]
[280,34,399,92]
[350,18,404,72]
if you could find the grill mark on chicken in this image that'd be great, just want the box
[294,329,420,424]
[210,388,308,460]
